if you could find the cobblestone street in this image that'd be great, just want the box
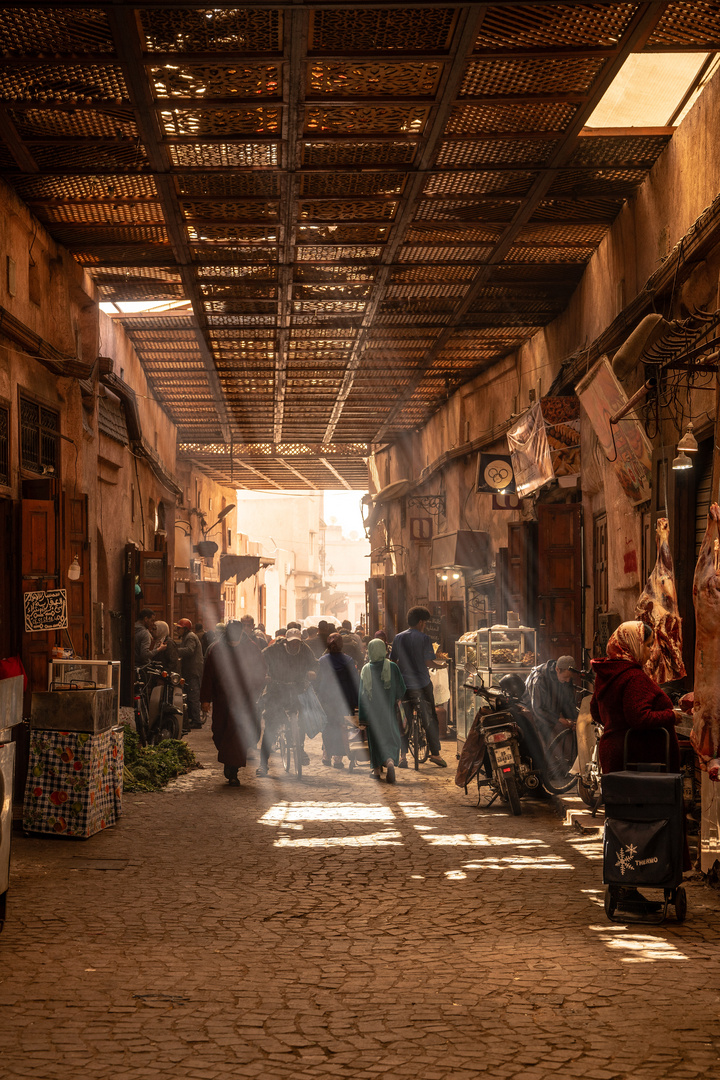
[2,728,720,1080]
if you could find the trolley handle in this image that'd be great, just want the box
[623,726,671,772]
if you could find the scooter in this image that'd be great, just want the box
[459,666,545,815]
[134,662,186,745]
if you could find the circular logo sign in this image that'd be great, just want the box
[483,459,513,491]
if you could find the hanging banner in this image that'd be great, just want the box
[575,358,652,506]
[507,403,554,497]
[476,453,516,494]
[23,589,68,632]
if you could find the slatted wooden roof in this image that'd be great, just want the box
[1,2,718,489]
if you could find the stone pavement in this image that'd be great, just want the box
[2,726,720,1080]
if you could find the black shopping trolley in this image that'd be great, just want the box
[602,728,687,924]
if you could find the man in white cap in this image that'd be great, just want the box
[257,628,316,777]
[523,655,578,742]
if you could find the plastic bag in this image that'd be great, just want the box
[298,686,327,738]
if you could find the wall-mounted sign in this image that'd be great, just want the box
[476,453,516,494]
[492,492,521,511]
[410,517,432,543]
[23,589,68,632]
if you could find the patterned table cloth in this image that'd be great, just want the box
[23,727,124,838]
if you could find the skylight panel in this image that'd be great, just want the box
[585,53,711,129]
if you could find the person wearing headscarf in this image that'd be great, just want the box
[315,633,359,769]
[358,638,406,783]
[591,620,688,907]
[151,621,179,672]
[591,620,678,776]
[200,620,268,786]
[372,630,390,655]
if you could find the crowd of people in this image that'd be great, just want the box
[133,606,450,787]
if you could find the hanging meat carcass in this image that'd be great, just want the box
[635,516,686,684]
[691,504,720,766]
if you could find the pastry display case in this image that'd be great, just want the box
[454,626,537,750]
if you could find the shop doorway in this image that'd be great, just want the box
[537,504,582,662]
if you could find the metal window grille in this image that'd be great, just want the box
[20,397,59,474]
[0,406,8,485]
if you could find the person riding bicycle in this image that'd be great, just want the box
[522,655,578,744]
[390,606,447,768]
[257,628,316,777]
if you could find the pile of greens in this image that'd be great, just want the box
[122,725,200,792]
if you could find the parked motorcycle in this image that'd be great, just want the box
[134,662,186,746]
[457,666,546,815]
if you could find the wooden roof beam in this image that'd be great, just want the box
[274,6,307,445]
[322,3,490,445]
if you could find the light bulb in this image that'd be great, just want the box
[441,574,448,581]
[452,573,460,580]
[68,555,81,581]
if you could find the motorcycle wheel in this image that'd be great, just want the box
[503,773,522,816]
[150,710,180,745]
[543,728,578,795]
[577,775,599,807]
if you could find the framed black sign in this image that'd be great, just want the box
[23,589,68,632]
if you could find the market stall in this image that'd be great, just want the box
[23,685,123,839]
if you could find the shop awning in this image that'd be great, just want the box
[219,554,274,585]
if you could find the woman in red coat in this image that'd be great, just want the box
[592,620,689,891]
[592,620,678,774]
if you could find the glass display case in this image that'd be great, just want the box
[454,626,537,748]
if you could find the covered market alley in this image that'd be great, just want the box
[3,2,720,1078]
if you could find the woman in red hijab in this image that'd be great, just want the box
[592,620,678,775]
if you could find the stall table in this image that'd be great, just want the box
[23,727,123,838]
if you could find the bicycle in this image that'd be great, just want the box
[542,668,595,796]
[274,708,303,779]
[405,691,430,771]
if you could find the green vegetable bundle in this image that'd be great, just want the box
[122,725,200,792]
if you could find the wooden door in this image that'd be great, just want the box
[136,550,169,617]
[507,522,537,627]
[21,498,58,691]
[538,504,582,661]
[65,493,90,658]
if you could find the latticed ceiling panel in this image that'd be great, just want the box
[0,1,711,487]
[139,8,283,54]
[474,4,636,51]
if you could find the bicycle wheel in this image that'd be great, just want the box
[503,773,522,816]
[410,711,421,770]
[290,717,302,780]
[543,728,578,794]
[277,723,292,773]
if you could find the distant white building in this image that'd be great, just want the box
[233,491,370,634]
